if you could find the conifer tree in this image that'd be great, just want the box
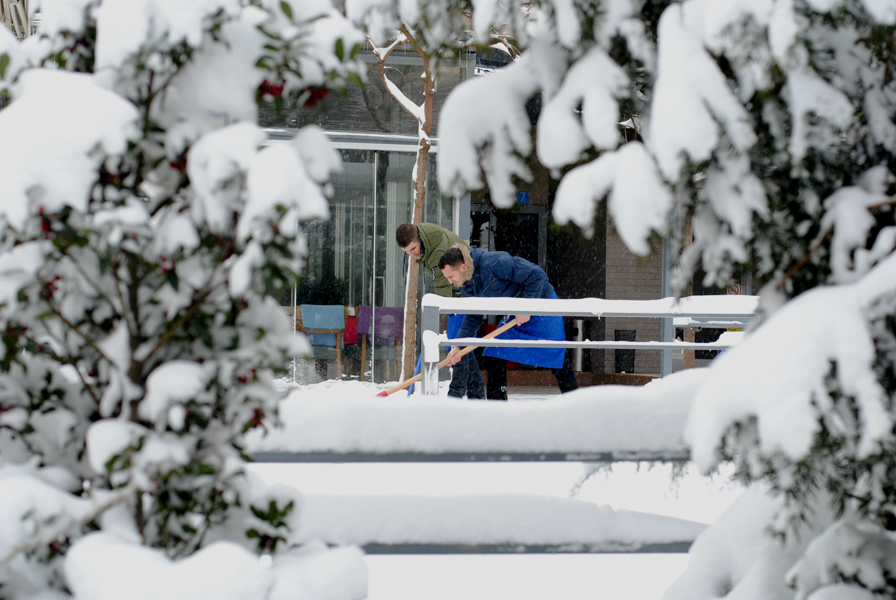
[350,1,896,597]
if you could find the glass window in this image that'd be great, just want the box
[298,149,454,382]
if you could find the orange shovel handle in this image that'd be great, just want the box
[377,317,521,397]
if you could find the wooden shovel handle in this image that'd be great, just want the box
[378,317,521,397]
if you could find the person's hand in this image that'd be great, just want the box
[448,346,461,366]
[515,314,530,325]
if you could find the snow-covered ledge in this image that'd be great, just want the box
[296,493,706,554]
[245,369,706,462]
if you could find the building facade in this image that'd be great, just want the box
[268,44,692,384]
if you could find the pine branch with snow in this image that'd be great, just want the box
[351,1,896,599]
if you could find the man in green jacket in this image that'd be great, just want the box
[396,223,484,399]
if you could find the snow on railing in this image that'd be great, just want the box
[419,294,758,393]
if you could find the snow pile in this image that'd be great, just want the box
[65,533,366,600]
[246,369,705,456]
[248,373,709,554]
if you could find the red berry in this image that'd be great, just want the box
[259,79,285,99]
[302,86,329,108]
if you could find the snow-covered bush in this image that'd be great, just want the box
[0,1,366,598]
[348,0,896,598]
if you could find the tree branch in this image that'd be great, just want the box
[776,198,896,291]
[0,484,136,568]
[137,281,224,369]
[369,33,424,123]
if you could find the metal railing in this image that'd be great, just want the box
[419,293,757,394]
[249,296,756,554]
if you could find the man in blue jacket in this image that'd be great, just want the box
[438,244,579,400]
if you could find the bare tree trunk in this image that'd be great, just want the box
[402,139,432,379]
[370,27,435,382]
[399,32,434,381]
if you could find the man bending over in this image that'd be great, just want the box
[438,244,578,400]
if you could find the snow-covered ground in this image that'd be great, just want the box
[249,375,744,600]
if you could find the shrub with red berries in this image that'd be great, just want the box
[0,1,367,598]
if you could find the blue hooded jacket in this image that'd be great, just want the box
[453,246,566,369]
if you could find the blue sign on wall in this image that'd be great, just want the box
[516,191,529,204]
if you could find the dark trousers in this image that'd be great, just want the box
[448,351,485,399]
[482,352,579,401]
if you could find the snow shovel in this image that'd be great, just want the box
[375,317,522,397]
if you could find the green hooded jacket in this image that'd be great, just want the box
[416,222,466,297]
